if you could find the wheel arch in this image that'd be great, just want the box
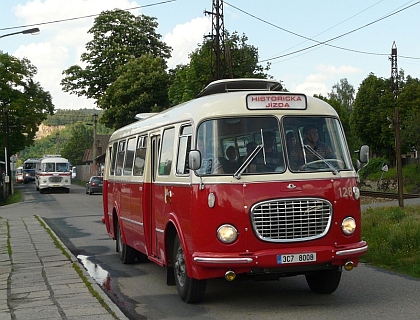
[164,217,195,285]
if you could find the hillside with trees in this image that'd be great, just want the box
[17,109,113,166]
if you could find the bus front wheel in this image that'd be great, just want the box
[173,235,207,303]
[305,268,342,294]
[116,221,136,264]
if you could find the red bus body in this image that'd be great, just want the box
[103,79,367,302]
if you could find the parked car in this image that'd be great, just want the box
[86,176,103,195]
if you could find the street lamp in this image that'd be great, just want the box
[0,28,40,39]
[1,27,40,197]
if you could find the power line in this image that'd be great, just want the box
[224,1,420,62]
[0,0,176,32]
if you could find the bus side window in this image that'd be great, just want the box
[123,137,136,175]
[176,125,192,175]
[115,140,126,176]
[110,142,117,176]
[159,128,175,176]
[133,136,147,176]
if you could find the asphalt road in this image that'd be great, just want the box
[3,182,419,320]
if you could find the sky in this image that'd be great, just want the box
[1,0,419,110]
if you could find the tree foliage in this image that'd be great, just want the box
[60,123,93,165]
[351,72,420,164]
[18,110,112,162]
[98,54,171,129]
[398,75,420,152]
[351,73,402,162]
[61,9,171,102]
[328,78,355,112]
[0,53,54,157]
[43,109,103,126]
[168,31,271,105]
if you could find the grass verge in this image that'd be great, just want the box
[362,205,420,278]
[0,190,23,206]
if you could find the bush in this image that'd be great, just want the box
[358,157,388,180]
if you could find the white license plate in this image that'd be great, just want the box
[277,253,317,264]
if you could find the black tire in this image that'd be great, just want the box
[40,188,44,194]
[89,188,93,195]
[116,221,136,264]
[305,268,342,294]
[173,235,207,303]
[85,188,88,194]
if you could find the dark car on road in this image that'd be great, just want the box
[86,176,103,195]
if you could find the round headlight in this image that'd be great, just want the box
[217,224,238,244]
[341,217,356,235]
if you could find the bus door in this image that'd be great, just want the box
[149,134,162,260]
[150,128,176,262]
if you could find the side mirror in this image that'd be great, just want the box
[188,150,202,171]
[358,145,369,164]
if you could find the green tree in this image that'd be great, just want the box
[328,78,355,112]
[61,9,171,102]
[61,123,93,165]
[350,73,395,159]
[168,31,271,104]
[0,53,54,157]
[396,75,420,152]
[98,54,171,129]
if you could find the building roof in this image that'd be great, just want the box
[83,134,110,164]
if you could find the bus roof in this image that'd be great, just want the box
[109,78,338,141]
[196,78,283,98]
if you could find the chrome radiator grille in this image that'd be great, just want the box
[251,198,332,242]
[49,176,62,183]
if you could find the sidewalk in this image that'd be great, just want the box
[0,215,128,320]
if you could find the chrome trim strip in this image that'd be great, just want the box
[120,216,144,227]
[336,245,368,256]
[194,257,253,264]
[155,228,164,234]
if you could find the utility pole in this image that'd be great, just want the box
[389,41,404,208]
[92,114,98,168]
[2,105,11,196]
[204,0,225,80]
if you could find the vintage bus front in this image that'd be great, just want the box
[36,156,71,193]
[180,91,367,298]
[23,159,39,183]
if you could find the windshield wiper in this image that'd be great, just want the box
[303,144,338,175]
[233,144,263,180]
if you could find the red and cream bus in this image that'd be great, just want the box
[103,78,369,303]
[35,154,71,193]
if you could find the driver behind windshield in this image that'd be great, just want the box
[302,125,335,162]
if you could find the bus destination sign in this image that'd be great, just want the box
[246,93,307,110]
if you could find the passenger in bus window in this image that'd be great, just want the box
[286,131,304,170]
[256,131,283,172]
[302,125,335,162]
[219,146,239,174]
[243,141,257,173]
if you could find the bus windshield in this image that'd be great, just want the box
[195,116,352,175]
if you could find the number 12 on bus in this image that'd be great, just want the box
[103,78,369,303]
